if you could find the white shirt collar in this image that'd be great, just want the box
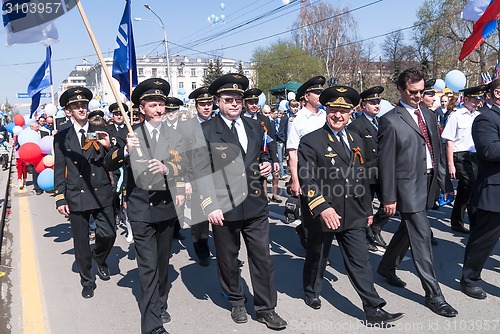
[73,121,89,134]
[144,120,162,136]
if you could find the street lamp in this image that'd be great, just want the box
[83,57,101,99]
[357,70,363,92]
[134,3,171,85]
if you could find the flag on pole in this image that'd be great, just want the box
[28,46,53,117]
[112,0,138,100]
[459,0,500,61]
[462,0,491,21]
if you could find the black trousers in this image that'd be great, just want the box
[69,206,116,288]
[451,151,478,228]
[367,184,391,236]
[190,192,210,260]
[131,218,175,334]
[212,214,277,313]
[461,209,500,287]
[303,227,386,311]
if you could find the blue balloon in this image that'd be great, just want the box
[178,88,186,95]
[5,122,15,134]
[258,92,266,108]
[434,79,446,91]
[37,168,54,191]
[445,70,466,93]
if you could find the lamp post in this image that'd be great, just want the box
[83,57,101,99]
[135,3,171,85]
[357,70,363,92]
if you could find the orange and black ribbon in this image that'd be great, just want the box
[169,149,182,162]
[260,121,268,133]
[352,147,364,164]
[82,139,100,151]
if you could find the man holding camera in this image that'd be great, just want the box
[53,87,116,299]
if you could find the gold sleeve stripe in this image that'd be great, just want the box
[201,197,212,209]
[55,194,65,201]
[309,196,326,211]
[167,162,179,176]
[112,150,118,160]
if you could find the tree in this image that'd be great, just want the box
[202,58,224,86]
[252,40,325,94]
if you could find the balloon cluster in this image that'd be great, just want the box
[431,69,467,93]
[13,115,55,191]
[208,3,226,25]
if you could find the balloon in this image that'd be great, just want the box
[37,168,54,191]
[18,129,41,145]
[13,126,23,135]
[445,70,467,93]
[42,154,54,167]
[378,99,394,117]
[258,92,266,108]
[24,114,33,126]
[35,159,46,173]
[178,88,186,95]
[5,122,15,134]
[56,110,66,118]
[14,114,25,126]
[44,104,57,116]
[210,14,215,23]
[282,0,290,4]
[220,14,225,22]
[18,142,42,164]
[278,100,289,112]
[220,2,225,10]
[207,16,212,23]
[214,16,220,23]
[287,92,296,101]
[434,79,446,91]
[89,99,100,111]
[39,136,54,154]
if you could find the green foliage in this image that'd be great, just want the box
[202,58,224,86]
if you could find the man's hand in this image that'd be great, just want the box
[126,132,140,153]
[448,164,456,179]
[367,215,374,227]
[273,162,280,176]
[259,161,272,177]
[176,195,185,207]
[383,201,397,216]
[57,204,70,217]
[443,192,454,201]
[185,182,192,197]
[95,131,110,149]
[290,179,302,196]
[319,207,341,230]
[207,209,224,226]
[148,159,167,175]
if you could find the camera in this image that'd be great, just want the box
[86,132,99,140]
[284,196,301,224]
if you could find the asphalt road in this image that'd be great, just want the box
[1,169,499,334]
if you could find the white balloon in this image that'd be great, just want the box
[44,103,57,116]
[18,129,41,145]
[13,125,23,135]
[282,0,290,5]
[220,2,225,10]
[287,92,296,101]
[278,100,288,112]
[55,110,66,118]
[207,16,212,23]
[88,99,101,111]
[24,114,33,126]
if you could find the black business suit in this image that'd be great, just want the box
[377,102,450,303]
[104,122,186,334]
[53,123,116,289]
[298,125,385,311]
[192,114,277,313]
[462,104,500,287]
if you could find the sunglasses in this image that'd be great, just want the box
[406,89,425,96]
[220,97,243,105]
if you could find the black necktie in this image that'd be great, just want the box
[372,117,379,130]
[79,129,86,148]
[231,120,239,141]
[150,129,158,153]
[337,132,351,157]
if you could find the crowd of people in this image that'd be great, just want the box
[6,67,498,334]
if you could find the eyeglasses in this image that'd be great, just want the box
[220,97,243,105]
[246,100,259,105]
[112,112,123,116]
[406,89,425,96]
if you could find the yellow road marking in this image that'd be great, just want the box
[19,196,46,334]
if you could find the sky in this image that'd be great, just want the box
[0,0,424,109]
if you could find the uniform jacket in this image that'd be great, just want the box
[348,113,378,185]
[378,103,450,213]
[54,123,114,211]
[471,104,500,212]
[193,114,271,222]
[298,124,372,233]
[104,122,186,223]
[106,123,128,148]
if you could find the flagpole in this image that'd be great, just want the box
[51,84,57,130]
[74,0,142,156]
[129,69,133,121]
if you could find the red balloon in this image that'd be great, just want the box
[18,142,43,164]
[14,114,25,127]
[35,158,46,173]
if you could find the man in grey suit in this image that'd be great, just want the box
[376,68,457,317]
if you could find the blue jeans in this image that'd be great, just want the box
[277,141,286,177]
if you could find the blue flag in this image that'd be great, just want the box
[28,46,52,117]
[112,0,138,100]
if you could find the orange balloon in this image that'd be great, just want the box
[42,155,54,167]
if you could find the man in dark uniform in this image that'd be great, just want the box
[299,85,403,326]
[460,79,500,300]
[348,86,390,251]
[420,79,437,111]
[53,87,116,299]
[104,78,186,334]
[192,73,287,330]
[376,68,457,317]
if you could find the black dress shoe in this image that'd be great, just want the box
[304,297,321,310]
[451,225,470,234]
[151,326,168,334]
[365,307,404,325]
[238,259,245,267]
[256,311,287,330]
[96,263,110,280]
[160,309,171,323]
[81,286,95,299]
[35,190,43,195]
[199,258,210,267]
[372,233,387,248]
[424,300,458,317]
[231,305,248,324]
[460,283,487,299]
[377,269,406,287]
[367,238,379,252]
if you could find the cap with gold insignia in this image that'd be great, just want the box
[319,85,360,109]
[131,78,170,106]
[189,86,213,102]
[208,73,249,96]
[243,88,262,102]
[459,85,485,99]
[165,97,183,112]
[360,86,384,103]
[423,79,436,95]
[87,109,104,119]
[296,76,326,99]
[59,86,93,108]
[109,102,128,114]
[478,82,491,94]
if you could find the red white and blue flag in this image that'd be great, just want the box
[459,0,500,61]
[262,132,273,153]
